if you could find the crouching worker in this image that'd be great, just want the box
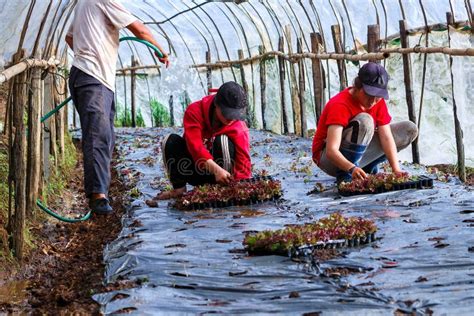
[155,81,252,199]
[312,62,418,184]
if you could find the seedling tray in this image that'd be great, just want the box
[338,175,433,197]
[175,176,282,210]
[243,213,377,256]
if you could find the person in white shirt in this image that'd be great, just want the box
[66,0,169,214]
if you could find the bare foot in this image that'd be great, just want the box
[153,187,187,200]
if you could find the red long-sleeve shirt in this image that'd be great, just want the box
[183,94,251,180]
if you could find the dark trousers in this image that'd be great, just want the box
[68,67,115,198]
[162,134,235,189]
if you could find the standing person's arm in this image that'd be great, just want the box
[126,21,170,67]
[326,125,368,180]
[377,124,402,173]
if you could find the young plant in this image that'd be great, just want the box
[175,177,282,210]
[243,213,377,256]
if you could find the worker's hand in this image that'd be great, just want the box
[215,167,233,185]
[351,166,367,181]
[156,52,170,68]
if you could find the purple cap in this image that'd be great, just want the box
[214,81,248,121]
[358,62,390,99]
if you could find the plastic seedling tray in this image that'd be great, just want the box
[289,232,376,257]
[338,175,433,197]
[243,213,377,257]
[175,175,282,210]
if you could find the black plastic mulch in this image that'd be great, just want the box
[93,127,474,315]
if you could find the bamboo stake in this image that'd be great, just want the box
[331,24,347,90]
[206,51,212,92]
[311,32,324,125]
[367,24,381,63]
[278,37,288,134]
[399,20,420,164]
[131,55,137,128]
[238,49,251,125]
[259,45,267,130]
[55,79,65,162]
[169,95,174,127]
[284,25,301,135]
[446,12,466,182]
[297,37,307,138]
[26,50,43,217]
[190,51,391,70]
[11,50,27,261]
[0,58,60,84]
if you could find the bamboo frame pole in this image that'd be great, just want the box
[284,25,301,135]
[131,55,137,128]
[11,50,27,261]
[297,37,307,138]
[399,20,420,164]
[26,50,43,217]
[446,12,466,182]
[278,37,289,134]
[311,32,324,125]
[331,24,347,90]
[259,45,267,130]
[238,49,251,125]
[367,24,381,63]
[206,51,212,92]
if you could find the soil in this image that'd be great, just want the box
[0,148,133,314]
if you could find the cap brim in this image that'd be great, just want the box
[220,106,246,121]
[363,84,389,100]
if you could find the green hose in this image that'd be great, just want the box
[37,199,92,223]
[38,36,163,222]
[41,96,72,123]
[119,36,164,58]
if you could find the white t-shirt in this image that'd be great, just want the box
[67,0,136,91]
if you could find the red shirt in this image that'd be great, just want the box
[312,88,391,164]
[183,94,251,180]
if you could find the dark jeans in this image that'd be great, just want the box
[162,134,235,189]
[68,67,115,198]
[319,113,418,183]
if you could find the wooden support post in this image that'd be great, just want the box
[331,24,347,90]
[297,38,307,137]
[45,73,58,166]
[278,37,288,134]
[131,55,137,128]
[399,20,420,164]
[26,51,43,217]
[367,24,381,63]
[311,32,324,125]
[237,49,251,125]
[11,50,27,261]
[42,74,52,182]
[206,51,212,92]
[55,86,65,163]
[446,12,466,182]
[259,45,267,130]
[284,25,301,135]
[169,95,174,127]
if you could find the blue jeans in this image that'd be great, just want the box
[69,67,115,198]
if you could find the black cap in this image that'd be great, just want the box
[358,62,390,99]
[214,81,248,121]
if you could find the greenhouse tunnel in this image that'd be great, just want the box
[0,0,473,314]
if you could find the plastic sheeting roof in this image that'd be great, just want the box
[0,0,472,68]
